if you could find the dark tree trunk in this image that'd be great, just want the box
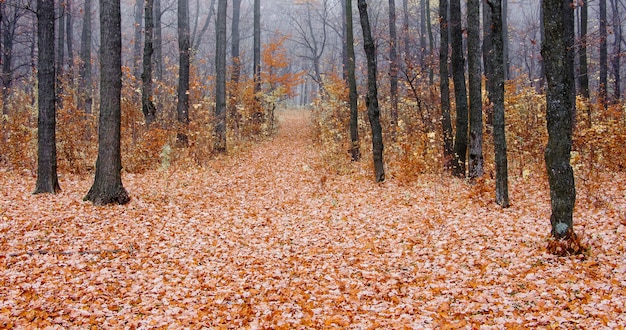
[439,0,453,163]
[488,0,509,208]
[56,2,65,77]
[346,0,360,161]
[84,0,129,205]
[132,0,143,79]
[450,0,468,177]
[142,0,156,125]
[214,0,227,153]
[538,4,546,93]
[253,0,261,93]
[79,0,92,113]
[389,0,398,139]
[502,0,509,80]
[231,0,241,84]
[426,0,434,84]
[65,0,73,69]
[483,0,493,121]
[542,0,576,239]
[578,0,589,99]
[34,0,60,195]
[1,3,15,109]
[599,0,607,109]
[610,0,621,103]
[177,0,191,145]
[467,0,483,179]
[341,0,348,80]
[358,0,385,182]
[154,0,162,80]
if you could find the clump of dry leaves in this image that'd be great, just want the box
[1,111,625,328]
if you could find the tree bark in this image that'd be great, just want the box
[450,0,468,177]
[84,0,129,205]
[142,0,156,125]
[599,0,607,109]
[346,0,360,161]
[388,0,398,140]
[66,0,73,69]
[56,1,65,77]
[154,0,163,80]
[578,0,589,99]
[214,0,227,153]
[231,0,241,84]
[177,0,191,145]
[34,0,60,195]
[467,0,483,179]
[483,0,493,120]
[132,0,143,79]
[502,0,509,80]
[358,0,385,182]
[488,0,509,208]
[542,0,576,239]
[439,0,453,164]
[79,0,92,113]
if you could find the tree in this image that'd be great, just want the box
[358,0,384,182]
[346,0,360,161]
[230,0,241,84]
[253,0,261,94]
[141,0,157,125]
[34,0,60,195]
[439,0,453,164]
[450,0,468,177]
[84,0,130,205]
[154,0,163,80]
[488,0,509,208]
[467,0,483,179]
[578,0,589,99]
[56,0,65,78]
[610,0,621,103]
[599,0,607,109]
[132,0,143,79]
[542,0,577,241]
[388,0,398,139]
[177,0,191,145]
[65,0,73,70]
[214,0,227,153]
[79,0,92,113]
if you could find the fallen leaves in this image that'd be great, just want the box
[1,110,625,328]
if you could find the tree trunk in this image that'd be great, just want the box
[142,0,156,125]
[66,0,73,69]
[502,0,509,80]
[467,0,483,179]
[439,0,453,164]
[34,0,60,195]
[426,0,434,84]
[402,0,410,60]
[358,0,385,182]
[346,0,360,161]
[132,0,143,79]
[229,0,241,135]
[610,0,621,103]
[214,0,227,153]
[388,0,398,140]
[450,0,468,177]
[192,0,216,51]
[599,0,607,109]
[79,0,92,113]
[84,0,129,205]
[483,0,493,124]
[154,0,163,80]
[56,2,65,77]
[578,0,589,99]
[177,0,191,145]
[1,3,15,109]
[542,0,576,239]
[488,0,509,208]
[253,0,261,94]
[419,0,427,63]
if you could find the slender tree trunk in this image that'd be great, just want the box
[154,0,163,80]
[84,0,129,205]
[346,0,360,161]
[358,0,385,182]
[439,0,453,164]
[133,0,143,79]
[403,0,410,60]
[483,0,494,125]
[79,0,92,113]
[542,0,576,239]
[35,0,60,194]
[610,0,621,103]
[214,0,227,153]
[599,0,608,109]
[389,0,398,139]
[488,0,509,207]
[177,0,191,145]
[420,0,427,63]
[66,0,73,69]
[578,0,589,99]
[1,5,13,107]
[450,0,468,177]
[341,0,348,80]
[142,0,156,125]
[538,4,545,93]
[229,0,241,135]
[467,0,483,179]
[426,0,434,84]
[192,0,216,51]
[253,0,261,94]
[502,0,509,80]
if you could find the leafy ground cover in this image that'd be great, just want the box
[1,110,625,328]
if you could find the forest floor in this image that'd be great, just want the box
[1,109,625,329]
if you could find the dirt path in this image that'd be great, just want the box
[1,109,625,328]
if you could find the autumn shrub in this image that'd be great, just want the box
[0,85,38,174]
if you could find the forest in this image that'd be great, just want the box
[0,0,625,327]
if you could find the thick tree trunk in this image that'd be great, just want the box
[439,0,453,164]
[214,0,227,153]
[388,0,398,139]
[177,0,191,145]
[34,0,60,195]
[358,0,385,182]
[142,0,156,125]
[542,0,576,239]
[346,0,360,161]
[599,0,607,109]
[84,0,129,205]
[450,0,468,177]
[467,0,483,179]
[578,1,589,99]
[79,0,92,113]
[488,0,509,208]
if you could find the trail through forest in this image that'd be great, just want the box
[1,110,625,328]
